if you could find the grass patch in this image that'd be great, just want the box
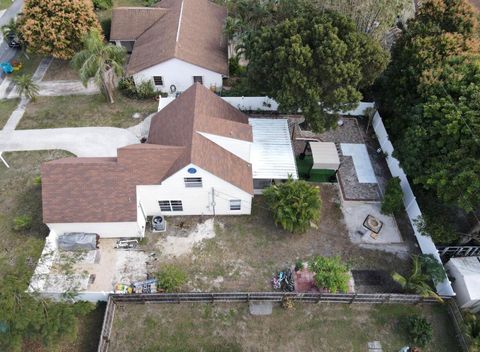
[0,98,19,128]
[43,59,79,81]
[18,93,157,129]
[14,54,43,76]
[0,0,11,10]
[109,302,460,352]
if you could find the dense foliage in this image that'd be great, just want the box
[375,0,480,213]
[244,3,388,131]
[72,30,126,103]
[392,255,443,301]
[263,178,321,233]
[309,256,350,293]
[19,0,101,59]
[155,265,187,293]
[118,77,157,100]
[465,313,480,351]
[381,177,404,215]
[0,257,94,351]
[13,74,39,101]
[405,315,433,347]
[92,0,112,10]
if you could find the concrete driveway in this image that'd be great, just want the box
[0,127,139,157]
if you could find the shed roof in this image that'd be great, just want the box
[448,257,480,301]
[310,142,340,171]
[249,118,298,180]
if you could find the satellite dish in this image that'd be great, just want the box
[170,84,177,93]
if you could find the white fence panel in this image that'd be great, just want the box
[372,112,455,296]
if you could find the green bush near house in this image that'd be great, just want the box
[13,215,33,231]
[309,256,350,293]
[155,265,187,293]
[405,314,433,347]
[33,175,42,186]
[381,177,404,215]
[118,77,157,100]
[93,0,112,10]
[263,178,321,234]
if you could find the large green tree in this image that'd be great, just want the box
[244,8,388,131]
[19,0,101,59]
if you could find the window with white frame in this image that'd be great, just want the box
[153,76,164,86]
[230,199,241,211]
[158,200,183,212]
[184,177,202,188]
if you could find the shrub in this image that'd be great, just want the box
[100,18,112,41]
[33,175,42,186]
[263,178,321,233]
[13,215,32,231]
[144,0,157,6]
[155,265,187,292]
[405,315,433,347]
[118,77,157,100]
[135,80,156,99]
[229,56,245,76]
[309,256,350,293]
[381,177,404,215]
[418,254,446,284]
[415,214,458,245]
[93,0,112,10]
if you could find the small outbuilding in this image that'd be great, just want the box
[445,257,480,312]
[297,141,340,182]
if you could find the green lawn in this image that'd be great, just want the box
[0,0,11,10]
[0,98,19,128]
[109,302,461,352]
[18,93,158,129]
[14,54,43,76]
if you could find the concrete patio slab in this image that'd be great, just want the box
[341,143,377,183]
[249,302,273,315]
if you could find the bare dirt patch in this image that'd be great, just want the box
[109,302,460,352]
[142,184,412,292]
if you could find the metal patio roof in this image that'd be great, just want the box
[249,118,298,180]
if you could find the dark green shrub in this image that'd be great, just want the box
[34,175,42,186]
[144,0,157,6]
[135,80,156,99]
[100,18,112,41]
[418,254,446,284]
[155,265,187,292]
[229,56,244,76]
[13,215,32,231]
[309,256,350,293]
[93,0,112,9]
[381,177,404,215]
[405,315,433,347]
[118,76,137,98]
[263,178,321,233]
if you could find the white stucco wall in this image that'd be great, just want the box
[137,164,252,216]
[132,58,224,93]
[47,222,142,238]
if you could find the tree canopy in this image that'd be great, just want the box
[19,0,101,59]
[244,7,388,131]
[375,0,480,212]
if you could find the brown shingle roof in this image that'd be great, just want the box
[41,84,252,224]
[110,0,228,76]
[110,7,167,41]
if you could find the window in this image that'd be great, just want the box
[184,177,202,188]
[230,199,241,211]
[158,200,183,212]
[153,76,164,86]
[193,76,203,84]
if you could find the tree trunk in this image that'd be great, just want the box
[102,68,115,104]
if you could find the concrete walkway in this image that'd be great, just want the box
[0,127,139,157]
[2,96,28,131]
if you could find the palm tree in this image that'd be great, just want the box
[13,74,39,101]
[71,30,126,104]
[392,255,443,302]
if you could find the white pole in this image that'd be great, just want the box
[0,152,10,168]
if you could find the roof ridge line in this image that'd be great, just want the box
[175,0,185,44]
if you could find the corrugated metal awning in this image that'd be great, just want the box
[249,118,298,180]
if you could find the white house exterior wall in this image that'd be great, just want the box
[137,164,252,217]
[47,222,141,238]
[132,58,224,93]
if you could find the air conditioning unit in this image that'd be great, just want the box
[152,215,166,232]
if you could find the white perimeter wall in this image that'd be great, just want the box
[445,261,473,309]
[47,222,142,238]
[372,111,455,296]
[133,58,223,93]
[137,164,252,216]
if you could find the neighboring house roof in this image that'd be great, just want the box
[41,84,252,224]
[110,0,228,76]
